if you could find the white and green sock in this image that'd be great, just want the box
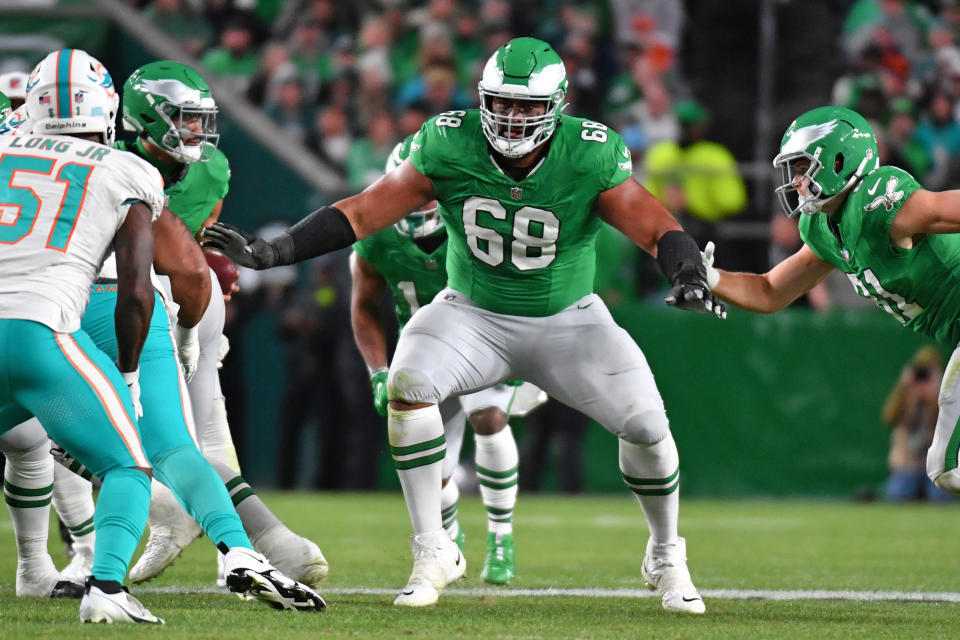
[619,436,680,544]
[52,462,96,559]
[207,459,282,544]
[475,426,518,536]
[440,479,461,541]
[199,396,241,475]
[4,440,54,567]
[389,404,446,534]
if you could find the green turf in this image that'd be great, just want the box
[1,493,957,638]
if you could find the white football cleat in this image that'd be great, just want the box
[641,537,705,614]
[60,542,94,583]
[216,549,227,589]
[393,530,466,607]
[79,579,163,624]
[222,547,326,611]
[16,554,73,597]
[129,511,202,584]
[255,524,329,588]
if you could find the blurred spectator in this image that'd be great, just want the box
[245,40,295,105]
[346,110,395,190]
[305,104,353,178]
[608,0,685,51]
[264,74,313,140]
[881,95,932,181]
[201,17,260,93]
[913,89,960,189]
[285,21,327,101]
[643,98,747,248]
[274,253,384,489]
[881,346,953,502]
[842,0,933,67]
[397,101,431,138]
[145,0,212,57]
[203,0,268,43]
[221,222,301,467]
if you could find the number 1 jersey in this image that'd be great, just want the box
[0,134,165,332]
[410,109,632,317]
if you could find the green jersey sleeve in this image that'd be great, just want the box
[594,125,633,191]
[207,148,231,201]
[855,166,921,255]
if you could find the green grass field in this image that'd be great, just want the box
[1,493,957,639]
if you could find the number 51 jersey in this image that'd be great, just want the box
[0,133,165,332]
[410,109,632,317]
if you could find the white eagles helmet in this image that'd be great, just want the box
[385,137,443,239]
[26,49,119,145]
[478,37,568,158]
[0,71,28,106]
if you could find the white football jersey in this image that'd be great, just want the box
[0,133,164,332]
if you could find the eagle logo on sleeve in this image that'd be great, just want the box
[864,176,904,212]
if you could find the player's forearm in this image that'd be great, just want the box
[712,270,788,313]
[114,283,154,372]
[351,307,389,371]
[152,209,211,326]
[167,269,211,328]
[270,206,358,265]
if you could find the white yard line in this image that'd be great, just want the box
[136,586,960,603]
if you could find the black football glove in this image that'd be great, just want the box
[201,222,278,270]
[664,263,727,319]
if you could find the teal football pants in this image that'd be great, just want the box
[82,288,249,551]
[0,318,150,583]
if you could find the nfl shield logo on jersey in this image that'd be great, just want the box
[510,187,522,201]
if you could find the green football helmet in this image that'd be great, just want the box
[122,61,219,163]
[478,37,567,158]
[0,90,10,124]
[773,106,878,217]
[385,136,443,239]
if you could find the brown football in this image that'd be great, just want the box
[203,247,239,293]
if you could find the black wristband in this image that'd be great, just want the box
[655,230,705,284]
[272,205,357,266]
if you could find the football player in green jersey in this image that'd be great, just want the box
[703,105,960,497]
[205,37,724,613]
[351,135,531,585]
[0,90,10,122]
[105,60,330,588]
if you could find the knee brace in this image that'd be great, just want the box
[620,409,671,446]
[387,367,441,405]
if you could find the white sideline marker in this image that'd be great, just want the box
[138,586,960,603]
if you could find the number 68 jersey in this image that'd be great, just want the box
[0,133,165,332]
[410,109,632,317]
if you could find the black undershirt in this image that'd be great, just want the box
[413,231,446,255]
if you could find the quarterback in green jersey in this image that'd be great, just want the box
[205,37,724,613]
[351,135,539,585]
[705,105,960,497]
[114,61,329,590]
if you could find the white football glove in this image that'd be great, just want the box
[174,323,200,382]
[701,241,720,290]
[216,334,230,370]
[120,367,143,419]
